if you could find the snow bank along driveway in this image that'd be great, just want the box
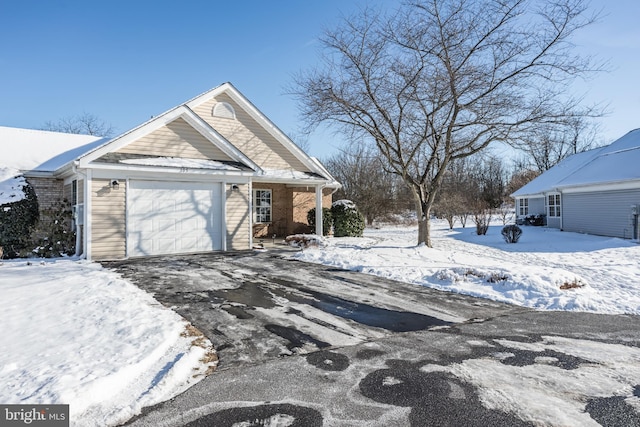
[0,259,217,427]
[296,221,640,315]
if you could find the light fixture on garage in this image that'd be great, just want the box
[230,184,240,192]
[110,180,120,190]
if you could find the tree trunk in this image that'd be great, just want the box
[413,189,432,247]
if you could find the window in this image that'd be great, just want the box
[254,189,272,223]
[518,198,529,216]
[548,193,561,217]
[212,102,236,119]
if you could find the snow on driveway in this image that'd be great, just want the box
[0,259,217,427]
[295,221,640,315]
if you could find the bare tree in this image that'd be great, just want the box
[517,117,602,173]
[293,0,602,246]
[324,141,396,225]
[42,112,115,137]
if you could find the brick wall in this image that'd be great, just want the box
[26,177,64,211]
[253,184,334,237]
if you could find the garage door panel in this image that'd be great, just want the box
[128,181,223,257]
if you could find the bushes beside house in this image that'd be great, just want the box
[307,207,333,236]
[0,181,39,258]
[331,200,365,237]
[307,200,365,237]
[30,199,76,258]
[0,178,75,259]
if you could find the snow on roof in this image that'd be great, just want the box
[119,157,242,171]
[33,138,110,172]
[259,169,325,180]
[512,128,640,197]
[0,126,105,171]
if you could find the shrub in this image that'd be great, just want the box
[307,207,333,236]
[473,210,491,236]
[0,180,39,258]
[30,199,76,258]
[501,224,522,243]
[331,200,365,237]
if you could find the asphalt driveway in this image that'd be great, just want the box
[104,250,640,426]
[104,249,521,371]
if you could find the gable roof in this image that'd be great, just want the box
[512,129,640,197]
[0,126,104,171]
[186,82,325,175]
[5,84,339,186]
[75,104,259,172]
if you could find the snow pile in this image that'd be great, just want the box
[294,221,640,315]
[0,167,27,205]
[332,199,357,209]
[0,259,217,427]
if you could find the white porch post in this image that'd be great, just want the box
[315,184,323,236]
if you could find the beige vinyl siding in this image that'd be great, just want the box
[226,183,251,250]
[193,94,309,171]
[78,180,84,204]
[116,117,233,161]
[91,179,126,260]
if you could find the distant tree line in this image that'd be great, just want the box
[323,116,603,229]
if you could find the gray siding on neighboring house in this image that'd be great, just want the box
[547,216,561,229]
[563,189,640,239]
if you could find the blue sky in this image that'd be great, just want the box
[1,0,638,159]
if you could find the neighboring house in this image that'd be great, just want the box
[2,82,339,260]
[512,128,640,240]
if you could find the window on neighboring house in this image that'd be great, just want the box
[518,198,529,216]
[548,193,561,217]
[254,189,272,223]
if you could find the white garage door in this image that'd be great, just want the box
[128,181,223,257]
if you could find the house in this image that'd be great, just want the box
[512,128,640,240]
[3,83,340,260]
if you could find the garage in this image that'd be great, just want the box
[128,180,223,257]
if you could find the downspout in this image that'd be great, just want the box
[558,189,563,231]
[72,162,87,258]
[315,184,324,236]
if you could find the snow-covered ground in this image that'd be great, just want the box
[295,220,640,315]
[0,259,217,427]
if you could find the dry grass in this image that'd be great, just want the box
[560,278,585,290]
[181,323,218,376]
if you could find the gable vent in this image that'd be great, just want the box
[212,102,236,119]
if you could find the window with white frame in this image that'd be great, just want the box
[548,193,561,217]
[518,198,529,216]
[254,189,272,223]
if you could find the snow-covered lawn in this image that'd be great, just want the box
[295,220,640,315]
[0,259,216,427]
